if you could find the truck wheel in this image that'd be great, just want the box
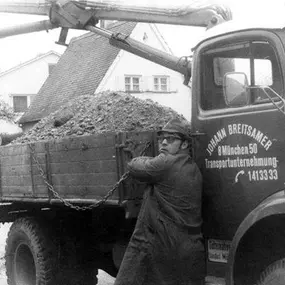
[5,217,56,285]
[258,258,285,285]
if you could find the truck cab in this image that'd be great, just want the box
[192,20,285,285]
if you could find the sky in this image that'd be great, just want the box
[0,0,285,72]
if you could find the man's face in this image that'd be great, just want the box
[158,132,184,155]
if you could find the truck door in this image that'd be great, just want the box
[191,30,285,278]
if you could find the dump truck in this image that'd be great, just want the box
[0,1,285,285]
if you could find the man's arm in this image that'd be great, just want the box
[127,153,171,183]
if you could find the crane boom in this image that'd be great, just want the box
[0,0,50,15]
[0,20,56,39]
[72,0,232,27]
[0,0,232,30]
[86,25,191,84]
[0,0,232,84]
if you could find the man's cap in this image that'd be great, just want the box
[158,118,192,140]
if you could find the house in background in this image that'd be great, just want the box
[96,23,191,119]
[19,22,191,131]
[0,51,61,120]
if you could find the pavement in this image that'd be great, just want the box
[0,271,115,285]
[0,224,10,285]
[98,271,115,285]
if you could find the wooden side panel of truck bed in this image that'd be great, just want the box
[0,132,156,204]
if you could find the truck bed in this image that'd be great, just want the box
[0,131,157,206]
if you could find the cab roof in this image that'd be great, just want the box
[194,18,285,49]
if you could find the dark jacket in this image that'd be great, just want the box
[114,153,205,285]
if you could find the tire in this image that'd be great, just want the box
[5,217,57,285]
[258,258,285,285]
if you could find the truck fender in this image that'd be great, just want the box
[226,190,285,285]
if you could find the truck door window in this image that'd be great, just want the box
[214,58,273,87]
[201,41,282,110]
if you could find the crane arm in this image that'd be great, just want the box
[0,1,50,15]
[73,0,232,27]
[0,0,232,84]
[0,20,57,39]
[86,25,192,84]
[0,0,232,31]
[0,0,232,49]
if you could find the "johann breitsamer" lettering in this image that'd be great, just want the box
[206,124,272,156]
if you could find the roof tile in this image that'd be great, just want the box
[19,22,136,123]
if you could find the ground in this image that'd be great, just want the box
[0,224,115,285]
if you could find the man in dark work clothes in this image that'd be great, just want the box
[114,118,205,285]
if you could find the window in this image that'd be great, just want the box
[154,76,169,92]
[125,76,141,92]
[213,58,273,86]
[201,41,282,111]
[13,96,28,112]
[12,94,35,113]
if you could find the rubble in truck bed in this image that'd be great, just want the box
[12,91,186,144]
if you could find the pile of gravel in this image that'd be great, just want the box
[12,91,185,144]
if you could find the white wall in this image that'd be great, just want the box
[0,53,59,108]
[96,23,192,121]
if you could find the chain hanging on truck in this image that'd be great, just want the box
[28,141,151,211]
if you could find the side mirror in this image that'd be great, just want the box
[223,72,250,107]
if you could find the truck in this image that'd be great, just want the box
[0,1,284,285]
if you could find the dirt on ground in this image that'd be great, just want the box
[12,91,186,144]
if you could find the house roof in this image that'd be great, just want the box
[19,21,137,124]
[0,51,61,78]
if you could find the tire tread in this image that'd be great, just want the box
[5,217,56,285]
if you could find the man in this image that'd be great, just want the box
[114,118,205,285]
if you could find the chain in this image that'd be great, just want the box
[28,140,151,211]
